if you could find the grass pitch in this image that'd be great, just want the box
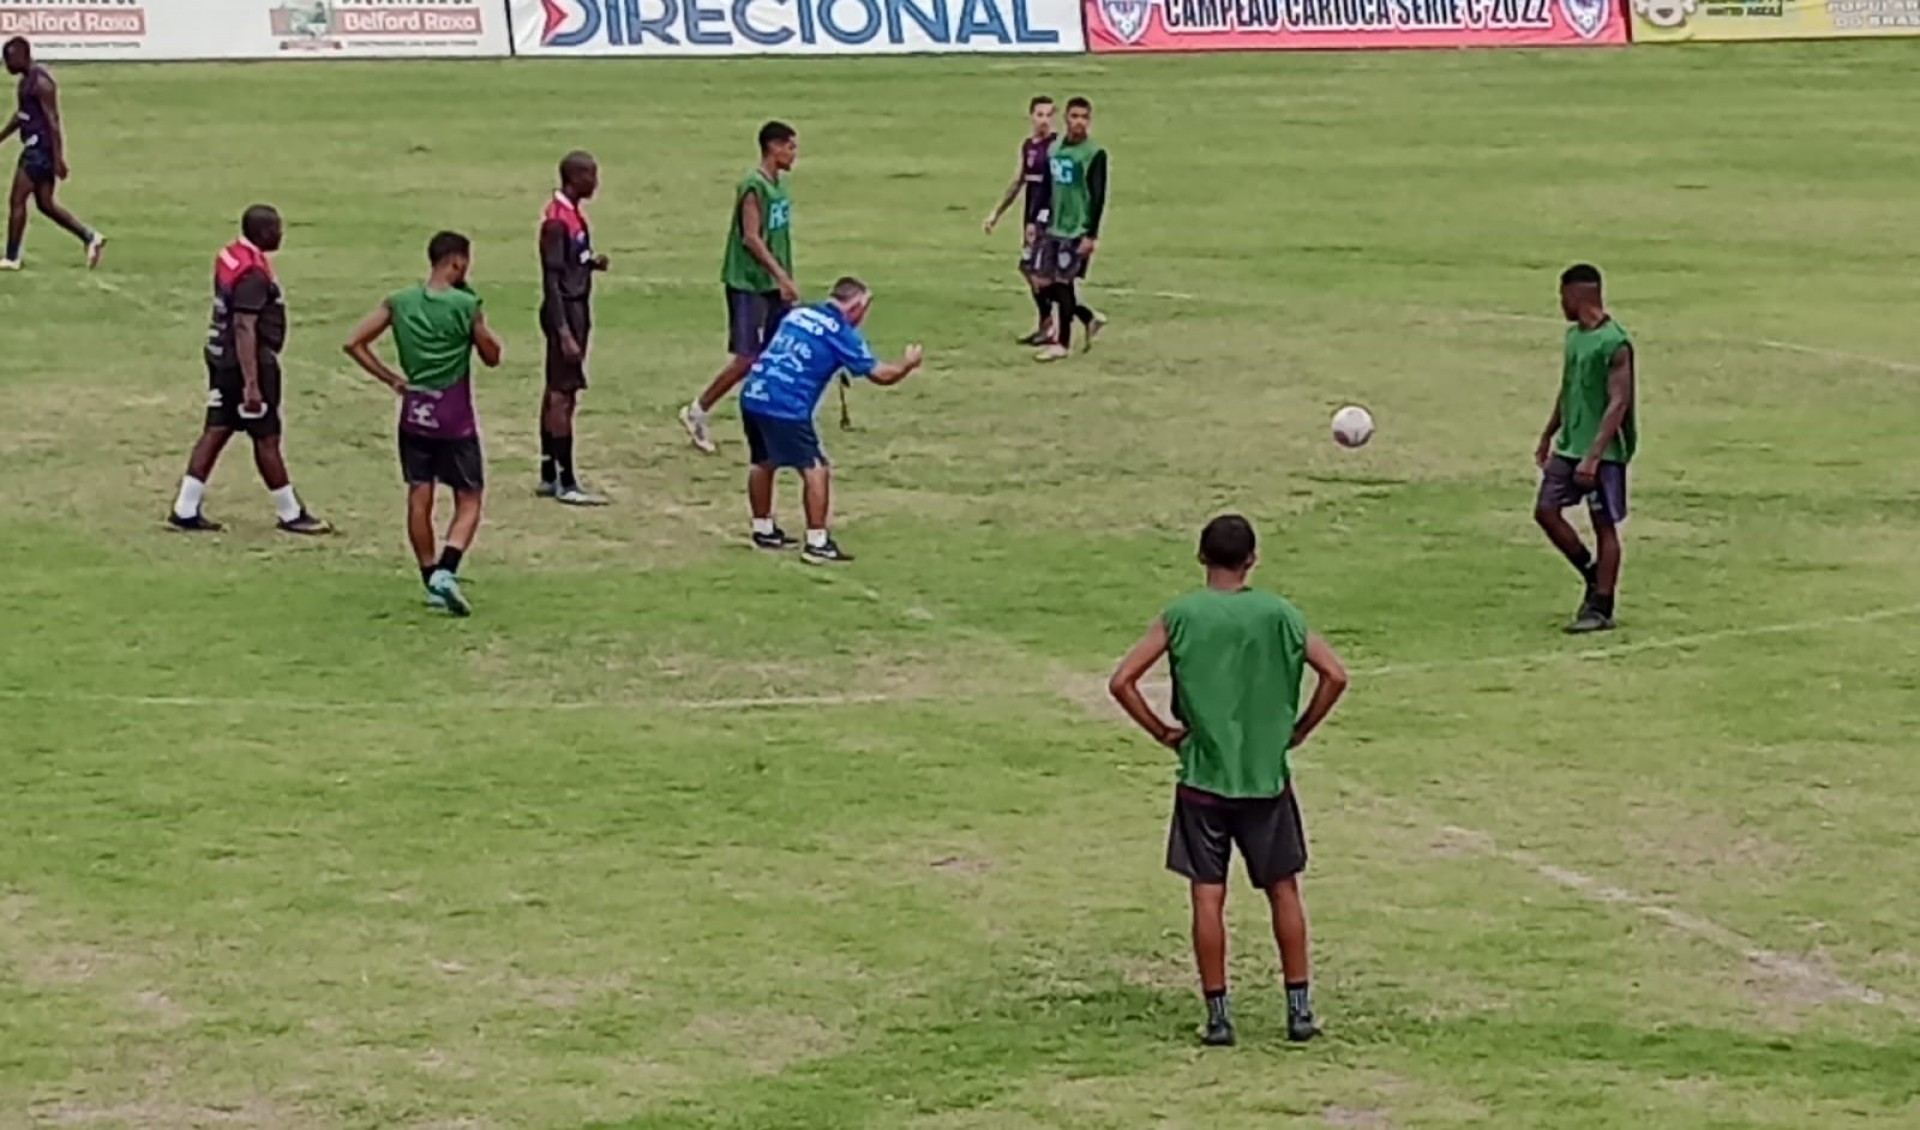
[4,44,1920,1130]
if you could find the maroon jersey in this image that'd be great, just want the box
[539,192,595,307]
[1021,133,1055,228]
[204,240,285,369]
[400,378,478,441]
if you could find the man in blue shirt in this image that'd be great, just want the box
[740,275,923,564]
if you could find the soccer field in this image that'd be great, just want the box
[5,43,1920,1129]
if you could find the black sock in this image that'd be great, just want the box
[1286,980,1313,1020]
[419,564,436,587]
[539,430,556,484]
[436,546,464,576]
[1204,988,1230,1024]
[1073,304,1095,325]
[552,435,577,490]
[1051,285,1076,349]
[1592,592,1615,617]
[1031,289,1050,329]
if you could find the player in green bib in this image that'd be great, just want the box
[1535,263,1638,633]
[343,231,503,617]
[1109,515,1350,1048]
[1033,96,1108,362]
[680,120,800,455]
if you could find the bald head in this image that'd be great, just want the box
[559,151,599,201]
[241,204,283,252]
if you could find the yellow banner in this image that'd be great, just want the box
[1633,0,1920,39]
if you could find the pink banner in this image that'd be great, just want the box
[1086,0,1628,50]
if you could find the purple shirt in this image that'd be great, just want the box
[1021,134,1055,227]
[400,376,478,440]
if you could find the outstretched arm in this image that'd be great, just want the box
[867,345,924,386]
[984,153,1025,233]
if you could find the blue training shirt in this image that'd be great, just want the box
[739,303,879,423]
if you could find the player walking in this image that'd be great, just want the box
[343,231,503,617]
[166,205,328,534]
[679,121,800,455]
[1,37,105,270]
[535,151,608,505]
[983,95,1056,346]
[1108,515,1350,1047]
[1033,97,1107,362]
[1535,263,1636,634]
[738,277,921,564]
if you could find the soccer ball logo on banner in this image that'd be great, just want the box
[1557,0,1612,37]
[1630,0,1696,26]
[1096,0,1155,44]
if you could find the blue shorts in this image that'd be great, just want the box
[742,412,826,470]
[1538,455,1629,526]
[18,147,54,186]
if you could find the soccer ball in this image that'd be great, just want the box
[1331,405,1375,449]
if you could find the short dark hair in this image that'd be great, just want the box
[428,230,470,265]
[240,204,280,243]
[830,276,869,303]
[1029,95,1053,111]
[1199,514,1256,570]
[559,150,596,181]
[1066,96,1092,113]
[1560,263,1602,288]
[3,36,28,59]
[758,120,796,152]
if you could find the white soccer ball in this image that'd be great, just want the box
[1331,405,1375,449]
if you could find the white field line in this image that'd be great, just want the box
[1431,821,1920,1020]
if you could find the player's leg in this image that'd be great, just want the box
[427,487,482,619]
[682,289,764,454]
[797,462,848,565]
[406,482,442,606]
[1072,278,1106,350]
[4,164,32,267]
[1245,789,1317,1042]
[31,180,101,266]
[169,427,232,531]
[1166,789,1236,1045]
[250,434,328,534]
[1534,456,1598,618]
[1570,465,1627,633]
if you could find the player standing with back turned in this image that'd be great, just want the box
[680,121,799,454]
[1033,97,1107,362]
[1109,515,1350,1047]
[1534,263,1636,634]
[983,95,1056,346]
[1,37,105,271]
[537,150,609,506]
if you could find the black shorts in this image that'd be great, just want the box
[18,147,54,186]
[742,411,827,470]
[204,355,283,439]
[1035,234,1090,281]
[1538,455,1630,526]
[541,300,591,393]
[1019,228,1043,276]
[399,432,485,492]
[1166,786,1308,890]
[726,287,789,358]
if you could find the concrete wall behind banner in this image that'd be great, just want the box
[507,0,1087,55]
[7,0,514,61]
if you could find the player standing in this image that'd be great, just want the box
[982,95,1056,346]
[679,121,800,455]
[343,232,503,617]
[537,150,609,505]
[738,277,921,564]
[1,37,105,270]
[1535,263,1636,634]
[166,205,328,534]
[1108,515,1350,1047]
[1032,97,1107,362]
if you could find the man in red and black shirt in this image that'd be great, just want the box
[167,205,328,534]
[537,150,610,506]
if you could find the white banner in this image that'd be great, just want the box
[510,0,1086,54]
[2,0,511,60]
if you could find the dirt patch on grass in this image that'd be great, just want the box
[930,856,993,877]
[34,1096,305,1129]
[682,1010,844,1077]
[1323,1107,1395,1129]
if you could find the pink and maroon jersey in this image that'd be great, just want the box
[1021,133,1055,227]
[539,192,595,307]
[204,240,285,368]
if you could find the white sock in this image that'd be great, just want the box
[270,485,302,523]
[173,476,206,520]
[806,528,829,549]
[752,517,775,537]
[688,401,710,421]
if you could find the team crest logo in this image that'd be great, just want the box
[409,401,439,429]
[1097,0,1155,44]
[1558,0,1610,37]
[1630,0,1695,26]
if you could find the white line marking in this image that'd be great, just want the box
[1431,822,1920,1019]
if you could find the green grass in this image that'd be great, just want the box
[4,44,1920,1130]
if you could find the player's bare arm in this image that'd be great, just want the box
[983,155,1024,234]
[865,345,925,387]
[1078,150,1108,258]
[1535,397,1563,468]
[36,72,65,178]
[1289,634,1350,749]
[1108,617,1186,749]
[538,219,581,361]
[233,311,265,415]
[738,191,797,302]
[342,301,407,392]
[1577,343,1636,487]
[471,308,503,369]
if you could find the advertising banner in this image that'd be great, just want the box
[1631,0,1920,40]
[2,0,510,60]
[511,0,1086,54]
[1086,0,1627,50]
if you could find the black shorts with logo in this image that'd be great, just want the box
[399,432,485,492]
[204,355,283,439]
[1166,785,1308,890]
[541,300,591,393]
[1035,233,1090,281]
[725,286,789,358]
[18,146,54,186]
